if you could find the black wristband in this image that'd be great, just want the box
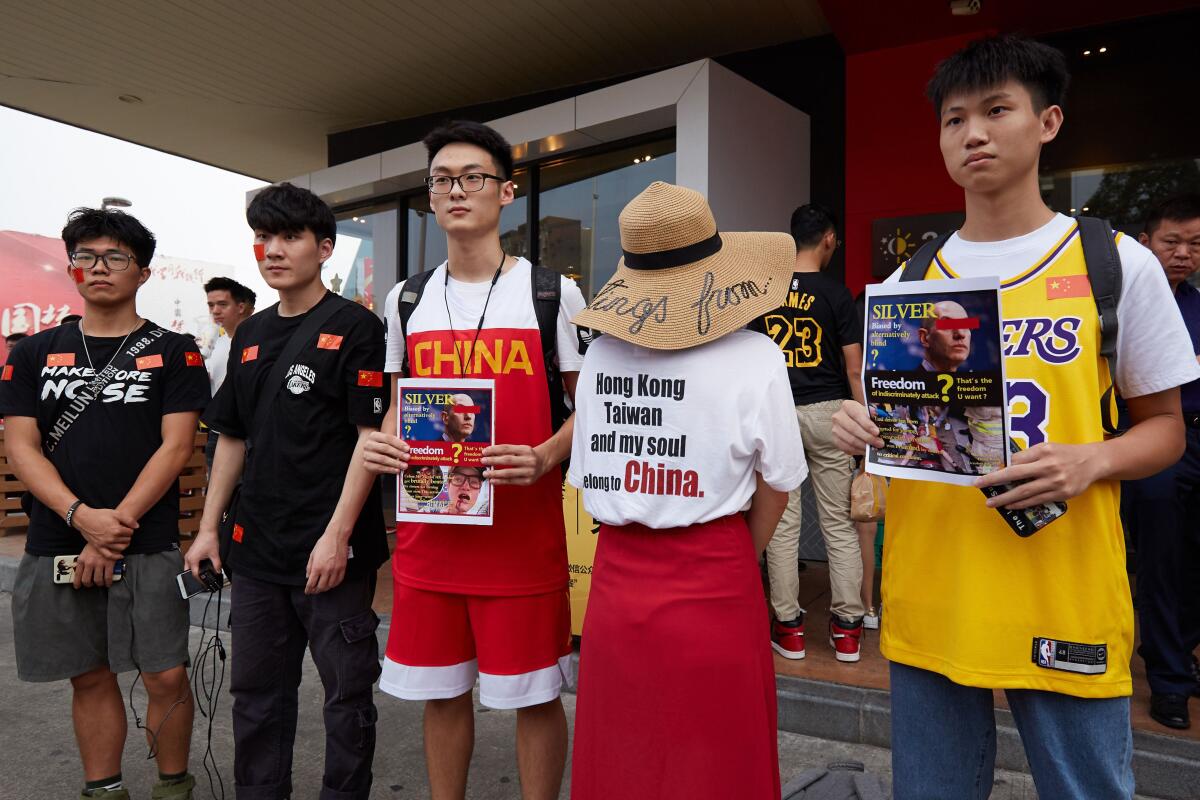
[65,500,83,529]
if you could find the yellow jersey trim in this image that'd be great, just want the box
[935,222,1080,289]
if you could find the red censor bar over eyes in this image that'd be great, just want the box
[452,405,482,414]
[934,317,980,331]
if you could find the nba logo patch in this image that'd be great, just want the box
[791,277,800,291]
[1036,638,1055,668]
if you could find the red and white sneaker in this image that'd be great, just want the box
[771,616,806,660]
[829,617,863,663]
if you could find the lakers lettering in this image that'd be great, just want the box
[1002,317,1082,365]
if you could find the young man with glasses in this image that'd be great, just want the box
[186,183,389,800]
[1122,194,1200,729]
[833,36,1200,798]
[0,208,210,800]
[363,120,587,800]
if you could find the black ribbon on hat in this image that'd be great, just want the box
[623,231,722,270]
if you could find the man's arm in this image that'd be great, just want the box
[5,416,135,561]
[483,371,579,486]
[976,387,1184,509]
[363,373,411,475]
[746,473,789,553]
[184,432,246,575]
[843,343,865,405]
[306,426,378,594]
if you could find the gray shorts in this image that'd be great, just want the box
[11,549,191,682]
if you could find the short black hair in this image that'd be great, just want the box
[927,34,1069,116]
[61,207,156,268]
[1145,194,1200,236]
[423,120,514,181]
[5,332,28,346]
[246,182,336,246]
[204,276,257,307]
[790,203,838,249]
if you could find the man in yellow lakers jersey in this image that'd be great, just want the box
[833,35,1200,800]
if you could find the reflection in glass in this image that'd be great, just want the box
[538,140,675,299]
[407,169,529,276]
[332,205,399,312]
[1040,157,1200,234]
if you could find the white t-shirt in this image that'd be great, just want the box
[383,257,586,374]
[568,330,809,528]
[887,213,1200,398]
[207,334,231,396]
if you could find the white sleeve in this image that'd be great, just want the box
[556,276,587,373]
[1112,236,1200,398]
[750,341,809,492]
[383,281,406,374]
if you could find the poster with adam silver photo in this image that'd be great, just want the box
[863,276,1009,486]
[396,377,494,526]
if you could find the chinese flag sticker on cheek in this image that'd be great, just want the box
[47,353,76,367]
[71,268,85,284]
[253,243,266,262]
[242,345,259,363]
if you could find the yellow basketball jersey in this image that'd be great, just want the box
[881,222,1133,698]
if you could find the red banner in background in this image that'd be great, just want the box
[0,231,79,363]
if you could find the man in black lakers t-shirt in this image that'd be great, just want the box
[756,204,867,663]
[0,208,209,800]
[187,183,387,800]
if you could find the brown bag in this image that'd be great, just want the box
[849,470,888,522]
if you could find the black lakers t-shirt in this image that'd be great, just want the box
[0,321,211,556]
[756,271,860,405]
[203,293,389,585]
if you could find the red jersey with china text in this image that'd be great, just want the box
[394,261,569,596]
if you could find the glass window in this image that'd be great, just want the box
[331,204,399,315]
[406,168,529,277]
[538,140,675,299]
[1040,157,1200,235]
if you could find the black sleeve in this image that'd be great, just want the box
[201,326,247,438]
[0,338,39,418]
[162,335,211,415]
[833,286,860,349]
[340,310,387,428]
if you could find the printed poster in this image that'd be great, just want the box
[397,377,495,525]
[863,277,1008,486]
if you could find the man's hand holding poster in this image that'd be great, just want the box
[863,277,1008,485]
[397,377,495,525]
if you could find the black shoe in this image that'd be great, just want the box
[1149,693,1191,730]
[1191,655,1200,699]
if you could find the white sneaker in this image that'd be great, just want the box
[863,606,880,630]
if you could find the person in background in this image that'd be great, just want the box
[1122,193,1200,729]
[201,277,255,472]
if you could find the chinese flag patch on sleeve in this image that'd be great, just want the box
[356,370,383,387]
[184,351,204,367]
[1,365,13,381]
[242,345,259,363]
[47,353,76,367]
[317,333,344,350]
[1046,275,1092,300]
[232,524,245,543]
[136,354,164,370]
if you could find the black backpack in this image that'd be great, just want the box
[783,761,888,800]
[396,264,581,435]
[898,216,1123,435]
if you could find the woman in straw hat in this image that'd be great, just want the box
[567,182,809,798]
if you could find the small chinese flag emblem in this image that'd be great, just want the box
[242,345,259,363]
[1046,275,1092,300]
[184,351,204,367]
[317,333,344,350]
[1,365,13,381]
[47,353,76,367]
[232,524,244,543]
[137,354,164,370]
[357,370,383,387]
[253,243,266,262]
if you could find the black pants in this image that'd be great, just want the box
[1123,426,1200,696]
[230,571,381,800]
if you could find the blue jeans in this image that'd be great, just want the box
[889,662,1134,800]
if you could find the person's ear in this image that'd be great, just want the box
[1039,104,1063,145]
[318,237,334,263]
[137,266,152,288]
[1138,232,1150,247]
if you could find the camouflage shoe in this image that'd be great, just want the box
[151,773,195,800]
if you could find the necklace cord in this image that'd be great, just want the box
[443,252,505,376]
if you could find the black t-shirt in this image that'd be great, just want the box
[203,294,389,585]
[756,271,860,405]
[0,321,210,556]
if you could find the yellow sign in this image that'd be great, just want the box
[562,484,598,636]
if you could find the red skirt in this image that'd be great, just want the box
[571,514,779,800]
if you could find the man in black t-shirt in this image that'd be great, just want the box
[0,208,209,800]
[186,183,387,800]
[756,204,867,664]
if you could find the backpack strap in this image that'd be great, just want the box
[899,231,954,282]
[532,265,569,434]
[1075,216,1123,435]
[397,268,440,378]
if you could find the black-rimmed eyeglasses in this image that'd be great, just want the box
[448,473,483,489]
[68,251,136,271]
[425,173,506,194]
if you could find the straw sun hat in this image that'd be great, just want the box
[573,181,796,350]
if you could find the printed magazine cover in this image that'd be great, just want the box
[397,377,495,525]
[863,276,1008,486]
